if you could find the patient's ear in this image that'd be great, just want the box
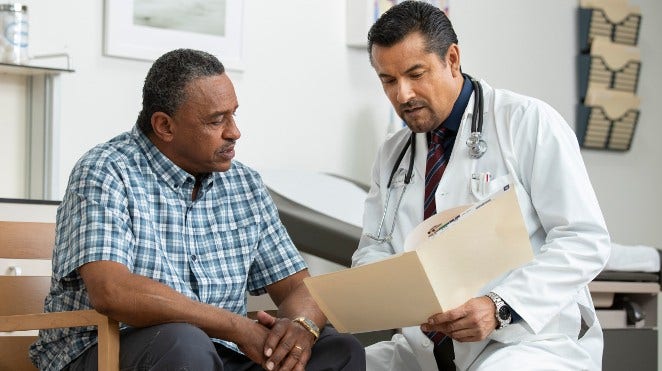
[151,112,174,142]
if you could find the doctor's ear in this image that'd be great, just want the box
[445,44,462,76]
[151,112,175,143]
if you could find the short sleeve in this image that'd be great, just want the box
[245,175,306,295]
[53,159,135,281]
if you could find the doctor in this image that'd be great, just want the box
[352,1,611,370]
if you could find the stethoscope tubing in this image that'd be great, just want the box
[387,134,416,188]
[471,77,484,134]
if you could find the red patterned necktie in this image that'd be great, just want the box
[423,127,456,369]
[424,127,449,220]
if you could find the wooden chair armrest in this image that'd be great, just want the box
[0,309,119,371]
[0,309,109,331]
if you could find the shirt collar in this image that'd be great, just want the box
[131,125,215,193]
[438,74,473,133]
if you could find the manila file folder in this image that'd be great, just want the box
[303,184,533,333]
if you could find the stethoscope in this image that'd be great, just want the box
[364,76,486,243]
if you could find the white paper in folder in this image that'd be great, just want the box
[303,184,534,333]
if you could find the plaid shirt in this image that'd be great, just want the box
[30,126,306,371]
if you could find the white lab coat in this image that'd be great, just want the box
[352,80,611,371]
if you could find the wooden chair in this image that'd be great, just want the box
[0,221,119,371]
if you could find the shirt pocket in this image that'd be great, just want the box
[205,215,260,279]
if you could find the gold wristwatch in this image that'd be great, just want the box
[293,317,320,342]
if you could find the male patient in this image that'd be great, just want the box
[29,48,365,371]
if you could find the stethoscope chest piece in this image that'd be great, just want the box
[466,132,487,159]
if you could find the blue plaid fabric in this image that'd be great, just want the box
[29,126,307,371]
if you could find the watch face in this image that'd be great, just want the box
[498,305,511,320]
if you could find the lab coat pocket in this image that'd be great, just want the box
[471,173,510,201]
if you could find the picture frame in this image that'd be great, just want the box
[103,0,244,70]
[346,0,449,48]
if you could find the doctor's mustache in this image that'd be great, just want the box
[400,99,427,111]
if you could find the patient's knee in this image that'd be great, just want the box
[138,323,223,370]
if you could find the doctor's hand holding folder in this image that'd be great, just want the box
[303,184,534,334]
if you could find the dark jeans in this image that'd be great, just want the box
[66,322,365,371]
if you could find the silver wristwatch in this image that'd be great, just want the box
[487,292,512,329]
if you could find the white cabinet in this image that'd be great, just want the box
[0,61,73,200]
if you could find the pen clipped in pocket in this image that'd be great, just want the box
[471,172,492,199]
[471,173,512,200]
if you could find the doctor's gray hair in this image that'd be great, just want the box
[368,1,458,65]
[136,48,225,134]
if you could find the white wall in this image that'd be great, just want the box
[0,74,27,197]
[5,1,661,253]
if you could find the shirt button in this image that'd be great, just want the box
[191,255,197,261]
[421,338,431,348]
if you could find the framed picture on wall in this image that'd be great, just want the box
[103,0,244,70]
[346,0,449,47]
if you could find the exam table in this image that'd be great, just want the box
[263,171,365,268]
[262,171,661,369]
[590,244,660,371]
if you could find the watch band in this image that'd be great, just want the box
[293,317,320,342]
[486,292,512,329]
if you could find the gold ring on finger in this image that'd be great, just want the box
[294,345,304,351]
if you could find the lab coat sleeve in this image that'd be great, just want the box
[492,97,611,334]
[352,142,397,267]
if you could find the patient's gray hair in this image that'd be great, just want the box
[136,49,225,134]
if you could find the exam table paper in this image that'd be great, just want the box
[606,242,660,272]
[258,169,366,228]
